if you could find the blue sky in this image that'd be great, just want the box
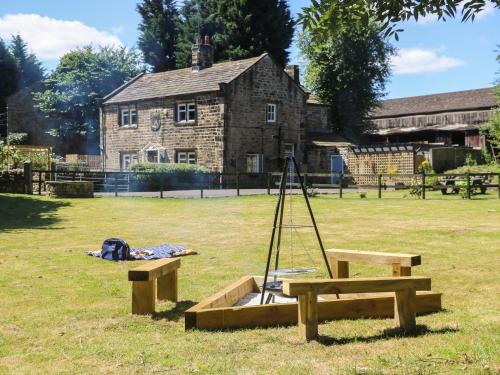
[0,0,498,99]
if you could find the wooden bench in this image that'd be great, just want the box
[283,277,431,341]
[326,249,421,278]
[128,258,180,315]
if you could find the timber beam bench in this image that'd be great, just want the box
[326,249,422,278]
[283,276,432,341]
[128,258,180,315]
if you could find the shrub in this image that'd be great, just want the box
[129,163,210,191]
[7,132,29,145]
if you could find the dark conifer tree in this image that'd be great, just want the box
[10,34,44,90]
[137,0,180,72]
[0,38,18,110]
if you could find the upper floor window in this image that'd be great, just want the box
[266,103,276,123]
[120,107,137,127]
[177,102,196,123]
[177,150,196,164]
[246,153,263,173]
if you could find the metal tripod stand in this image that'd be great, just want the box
[260,156,333,305]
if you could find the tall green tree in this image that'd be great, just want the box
[137,0,181,72]
[10,34,44,90]
[300,24,394,141]
[480,49,500,162]
[176,0,218,68]
[34,46,142,153]
[300,0,499,41]
[0,38,18,111]
[208,0,295,66]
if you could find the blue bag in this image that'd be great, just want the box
[101,238,130,261]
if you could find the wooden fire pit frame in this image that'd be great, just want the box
[184,275,441,330]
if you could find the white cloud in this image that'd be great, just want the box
[0,14,122,60]
[391,48,465,74]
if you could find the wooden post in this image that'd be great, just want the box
[466,172,471,199]
[298,291,318,341]
[132,280,156,315]
[339,173,343,198]
[157,270,178,302]
[72,171,76,181]
[23,161,33,195]
[421,171,426,200]
[236,172,240,196]
[392,263,411,277]
[267,172,271,195]
[498,173,500,199]
[331,259,349,278]
[114,174,118,197]
[160,173,164,199]
[38,170,42,195]
[377,174,382,199]
[394,288,416,333]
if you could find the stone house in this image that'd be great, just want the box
[100,38,332,173]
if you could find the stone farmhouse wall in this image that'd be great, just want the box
[224,55,306,173]
[101,93,225,171]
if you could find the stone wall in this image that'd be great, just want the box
[306,104,331,130]
[101,93,225,171]
[0,169,25,193]
[224,55,307,173]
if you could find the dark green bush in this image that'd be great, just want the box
[129,163,210,191]
[7,132,29,145]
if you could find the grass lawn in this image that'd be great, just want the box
[0,192,499,374]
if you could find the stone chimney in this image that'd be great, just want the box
[285,64,300,84]
[192,35,214,71]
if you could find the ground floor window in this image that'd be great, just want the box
[284,143,295,158]
[121,152,138,170]
[177,150,196,164]
[246,153,263,173]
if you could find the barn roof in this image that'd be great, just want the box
[103,54,267,104]
[371,87,497,118]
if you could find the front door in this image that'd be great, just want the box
[330,155,344,185]
[284,144,295,183]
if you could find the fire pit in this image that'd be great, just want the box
[45,181,94,198]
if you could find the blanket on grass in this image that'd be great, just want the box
[87,244,197,260]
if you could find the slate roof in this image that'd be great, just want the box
[371,87,497,118]
[103,54,267,104]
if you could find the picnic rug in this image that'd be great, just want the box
[87,244,197,260]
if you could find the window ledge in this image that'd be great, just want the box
[118,125,138,129]
[175,120,196,126]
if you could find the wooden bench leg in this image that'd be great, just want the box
[132,280,156,315]
[394,288,416,333]
[392,263,411,277]
[157,269,178,302]
[332,259,349,279]
[298,291,318,341]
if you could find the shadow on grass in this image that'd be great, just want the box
[0,195,70,231]
[316,324,459,346]
[152,300,198,321]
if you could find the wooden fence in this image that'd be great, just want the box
[28,169,500,200]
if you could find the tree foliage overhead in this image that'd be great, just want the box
[300,24,394,141]
[300,0,500,40]
[10,34,44,90]
[207,0,295,66]
[0,38,18,110]
[137,0,180,72]
[34,46,142,153]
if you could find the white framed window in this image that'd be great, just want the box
[121,152,138,170]
[246,153,263,173]
[266,103,276,123]
[120,107,138,127]
[177,151,196,164]
[177,102,196,123]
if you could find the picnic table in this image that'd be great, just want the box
[439,175,488,195]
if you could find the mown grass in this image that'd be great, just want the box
[0,192,499,374]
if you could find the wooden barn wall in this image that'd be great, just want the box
[371,109,493,130]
